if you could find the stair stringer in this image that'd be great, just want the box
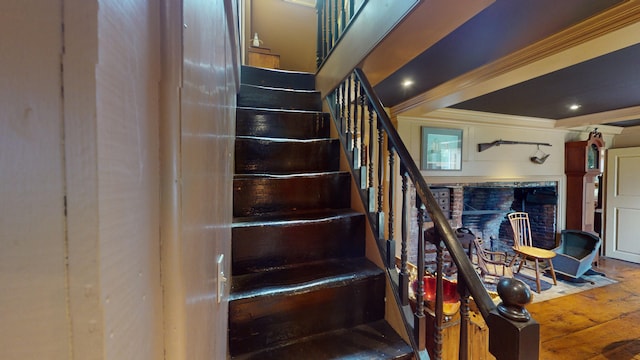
[324,99,415,352]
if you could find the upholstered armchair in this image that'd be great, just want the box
[551,230,601,280]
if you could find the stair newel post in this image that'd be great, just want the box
[316,0,325,67]
[457,275,470,360]
[414,198,427,351]
[399,168,410,306]
[386,145,396,269]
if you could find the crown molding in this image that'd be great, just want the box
[391,1,640,118]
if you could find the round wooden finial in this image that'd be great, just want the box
[496,277,533,322]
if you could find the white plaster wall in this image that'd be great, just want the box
[0,1,69,358]
[398,111,568,184]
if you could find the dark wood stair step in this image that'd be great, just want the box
[232,209,365,275]
[238,84,322,111]
[241,65,315,90]
[230,320,413,360]
[228,258,386,356]
[233,171,351,217]
[235,136,339,174]
[236,108,330,139]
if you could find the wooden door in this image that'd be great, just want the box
[605,147,640,263]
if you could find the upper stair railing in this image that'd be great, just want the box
[316,0,360,67]
[326,68,541,360]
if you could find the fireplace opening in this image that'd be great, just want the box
[461,183,558,253]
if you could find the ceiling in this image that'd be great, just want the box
[373,0,640,129]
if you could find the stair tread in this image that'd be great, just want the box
[237,106,324,115]
[233,208,362,227]
[241,65,315,90]
[231,319,413,360]
[234,170,347,179]
[230,258,383,300]
[236,135,333,143]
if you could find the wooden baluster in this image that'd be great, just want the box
[375,111,384,239]
[316,0,324,67]
[386,146,396,268]
[435,234,444,360]
[359,83,366,167]
[414,199,426,351]
[348,0,355,21]
[340,0,346,35]
[399,168,409,305]
[359,82,367,189]
[331,0,340,46]
[344,81,352,152]
[367,100,375,213]
[458,276,470,360]
[350,75,359,168]
[327,0,333,51]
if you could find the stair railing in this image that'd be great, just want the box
[326,69,540,360]
[316,0,361,67]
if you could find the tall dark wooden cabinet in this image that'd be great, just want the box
[565,130,605,233]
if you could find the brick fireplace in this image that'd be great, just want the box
[407,181,558,266]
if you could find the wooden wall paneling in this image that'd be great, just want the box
[63,0,104,358]
[0,1,69,358]
[181,0,237,358]
[95,1,163,359]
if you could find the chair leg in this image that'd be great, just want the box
[517,256,526,273]
[547,258,558,285]
[534,259,541,294]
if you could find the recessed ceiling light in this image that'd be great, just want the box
[402,79,414,88]
[569,104,581,111]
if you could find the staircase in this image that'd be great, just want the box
[229,66,413,359]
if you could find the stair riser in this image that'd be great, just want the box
[236,109,330,139]
[235,138,340,174]
[238,84,322,111]
[232,214,365,275]
[228,274,385,356]
[241,65,315,90]
[233,173,350,217]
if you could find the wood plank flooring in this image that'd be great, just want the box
[527,257,640,360]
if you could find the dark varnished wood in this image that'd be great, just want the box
[236,108,330,139]
[238,84,322,111]
[229,258,386,356]
[235,136,339,174]
[232,209,365,275]
[230,66,411,359]
[233,172,351,217]
[241,65,315,90]
[232,320,413,360]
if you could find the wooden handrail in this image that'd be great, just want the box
[326,68,540,360]
[354,68,496,318]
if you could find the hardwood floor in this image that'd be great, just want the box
[527,257,640,360]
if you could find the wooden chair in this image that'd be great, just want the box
[507,212,558,293]
[473,237,513,283]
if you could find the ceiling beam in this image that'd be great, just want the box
[555,105,640,128]
[391,0,640,118]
